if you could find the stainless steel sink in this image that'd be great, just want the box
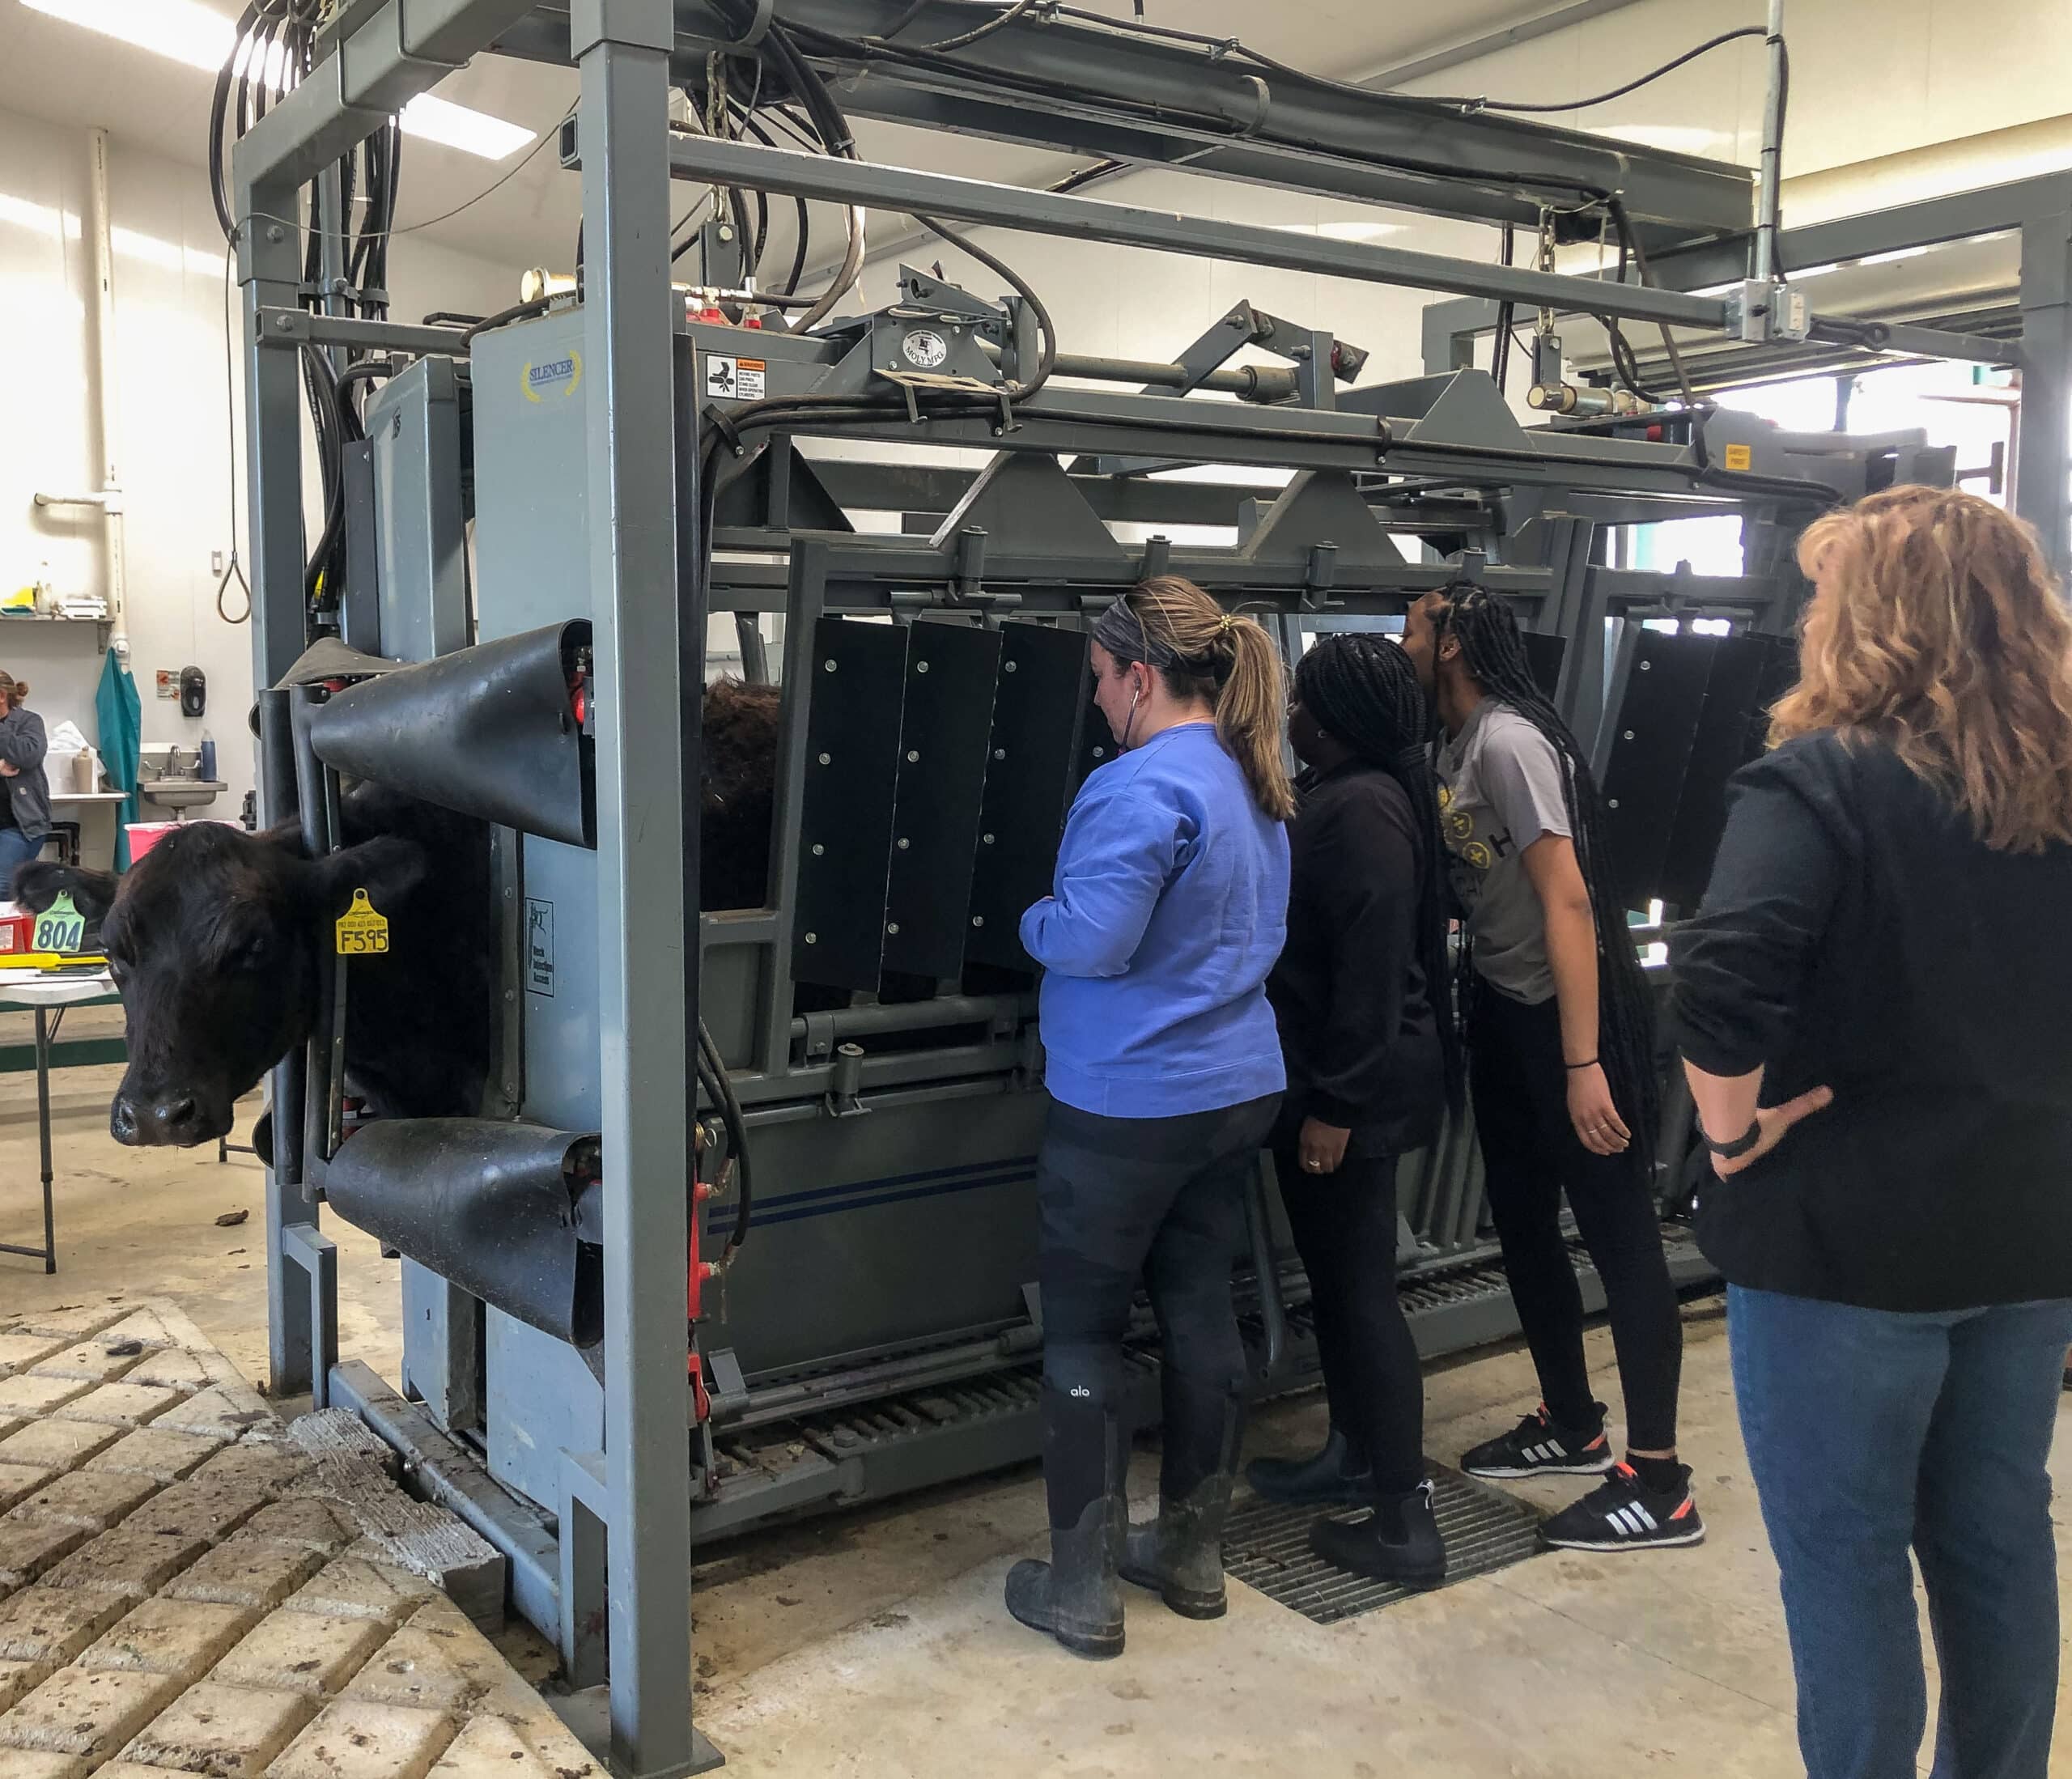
[138,778,227,812]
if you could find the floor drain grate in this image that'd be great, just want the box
[1222,1465,1544,1624]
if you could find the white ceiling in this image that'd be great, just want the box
[0,0,1556,274]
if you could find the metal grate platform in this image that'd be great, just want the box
[1222,1465,1544,1624]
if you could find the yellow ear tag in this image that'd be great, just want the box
[334,889,391,957]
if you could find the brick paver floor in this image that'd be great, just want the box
[0,1303,601,1779]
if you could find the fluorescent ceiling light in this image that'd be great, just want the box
[395,94,533,159]
[22,0,531,159]
[1594,124,1730,156]
[1272,220,1403,241]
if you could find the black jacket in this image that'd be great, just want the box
[0,707,49,840]
[1670,732,2072,1311]
[1266,761,1443,1158]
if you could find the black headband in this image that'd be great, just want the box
[1091,598,1235,671]
[1092,598,1175,669]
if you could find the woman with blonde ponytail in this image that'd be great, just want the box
[1004,577,1292,1659]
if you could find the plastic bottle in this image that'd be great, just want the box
[198,732,216,783]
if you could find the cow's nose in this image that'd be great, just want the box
[155,1096,200,1139]
[109,1097,138,1144]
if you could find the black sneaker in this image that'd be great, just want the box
[1460,1404,1616,1480]
[1540,1462,1705,1552]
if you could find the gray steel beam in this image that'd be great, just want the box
[657,0,1751,239]
[571,0,707,1772]
[779,79,1558,233]
[1422,172,2072,376]
[2015,199,2072,580]
[257,308,478,359]
[639,134,1730,329]
[234,0,539,195]
[1645,172,2072,294]
[1801,316,2023,368]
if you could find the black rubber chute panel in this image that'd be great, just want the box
[306,622,594,848]
[323,1119,605,1348]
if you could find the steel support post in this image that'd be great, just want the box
[239,176,323,1395]
[571,0,709,1772]
[2016,200,2072,583]
[239,208,315,692]
[316,164,350,374]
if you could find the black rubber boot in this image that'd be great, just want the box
[1309,1478,1448,1590]
[1242,1425,1374,1506]
[1004,1387,1126,1658]
[1120,1382,1244,1620]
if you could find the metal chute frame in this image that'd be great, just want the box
[227,4,2072,1768]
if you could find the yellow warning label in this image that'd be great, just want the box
[1722,443,1753,472]
[335,889,391,957]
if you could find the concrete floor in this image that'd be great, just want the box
[6,1039,2070,1776]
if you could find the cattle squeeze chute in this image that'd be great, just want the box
[229,305,1942,1694]
[209,3,2061,1764]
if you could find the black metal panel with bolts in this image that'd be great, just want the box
[1598,629,1715,912]
[965,623,1093,972]
[884,621,1003,982]
[794,616,907,991]
[1658,633,1790,911]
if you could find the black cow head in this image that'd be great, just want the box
[14,822,425,1148]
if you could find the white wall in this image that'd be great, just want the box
[0,104,529,851]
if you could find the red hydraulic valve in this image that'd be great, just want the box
[687,1178,720,1422]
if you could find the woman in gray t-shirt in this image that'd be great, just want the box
[1402,584,1695,1556]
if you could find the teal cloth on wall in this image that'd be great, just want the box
[94,648,142,871]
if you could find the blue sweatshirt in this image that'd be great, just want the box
[1021,722,1290,1119]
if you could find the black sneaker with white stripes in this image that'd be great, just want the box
[1460,1404,1616,1480]
[1540,1462,1705,1552]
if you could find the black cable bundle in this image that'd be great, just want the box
[1429,584,1661,1172]
[207,0,409,625]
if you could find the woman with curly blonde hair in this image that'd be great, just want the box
[1671,485,2072,1778]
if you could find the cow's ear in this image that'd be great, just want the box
[258,819,310,855]
[313,836,427,919]
[14,862,118,920]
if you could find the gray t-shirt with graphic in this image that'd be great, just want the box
[1435,700,1570,1005]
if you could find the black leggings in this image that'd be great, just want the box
[1272,1144,1426,1495]
[1037,1093,1280,1521]
[1470,986,1683,1453]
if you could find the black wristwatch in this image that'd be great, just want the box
[1703,1119,1763,1161]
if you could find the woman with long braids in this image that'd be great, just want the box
[1244,633,1457,1586]
[1400,583,1697,1553]
[1006,576,1293,1658]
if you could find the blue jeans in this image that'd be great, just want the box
[0,826,44,896]
[1731,1285,2072,1779]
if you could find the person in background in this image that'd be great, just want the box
[1672,486,2072,1779]
[1246,633,1458,1586]
[0,672,52,894]
[1400,584,1696,1553]
[1006,575,1292,1659]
